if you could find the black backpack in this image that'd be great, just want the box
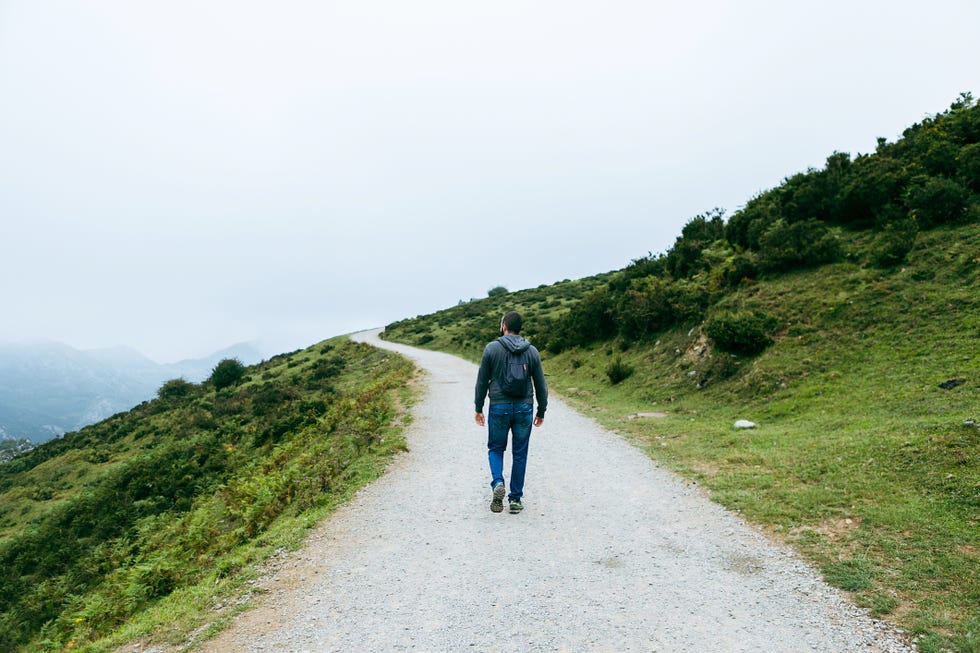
[499,347,530,398]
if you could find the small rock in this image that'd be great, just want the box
[938,378,966,390]
[627,412,668,420]
[734,420,757,429]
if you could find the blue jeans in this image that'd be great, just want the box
[487,402,533,501]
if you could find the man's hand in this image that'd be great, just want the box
[534,416,544,427]
[474,412,485,427]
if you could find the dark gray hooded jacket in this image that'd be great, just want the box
[474,334,548,419]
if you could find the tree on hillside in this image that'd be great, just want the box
[488,286,508,297]
[209,358,246,390]
[157,378,195,400]
[664,208,726,279]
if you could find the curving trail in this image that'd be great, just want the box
[197,329,912,653]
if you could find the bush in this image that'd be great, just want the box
[663,209,726,279]
[488,286,508,297]
[719,252,760,287]
[903,175,972,228]
[869,218,919,268]
[956,142,980,191]
[250,383,298,416]
[837,155,909,228]
[725,193,780,249]
[705,310,776,355]
[613,254,667,291]
[617,277,711,341]
[209,358,246,390]
[605,357,635,385]
[540,287,616,352]
[778,161,847,225]
[757,218,842,272]
[157,378,194,400]
[311,356,346,381]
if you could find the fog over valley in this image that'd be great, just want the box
[0,339,263,443]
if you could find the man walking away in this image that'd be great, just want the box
[474,311,548,513]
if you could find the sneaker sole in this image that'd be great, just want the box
[491,484,505,513]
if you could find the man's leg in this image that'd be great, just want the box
[487,404,510,489]
[507,403,534,502]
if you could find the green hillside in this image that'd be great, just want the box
[383,96,980,652]
[0,338,416,652]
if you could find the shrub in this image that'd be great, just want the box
[664,209,726,278]
[250,383,298,416]
[605,357,635,385]
[725,193,780,249]
[617,278,674,341]
[837,155,909,228]
[869,218,919,268]
[903,175,972,228]
[617,277,711,341]
[157,378,194,400]
[614,254,667,291]
[311,356,346,381]
[540,287,616,352]
[956,142,980,191]
[705,310,776,355]
[487,285,508,297]
[668,278,713,322]
[757,218,842,272]
[778,164,846,225]
[209,358,246,390]
[719,252,760,288]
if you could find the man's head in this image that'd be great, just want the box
[501,311,523,335]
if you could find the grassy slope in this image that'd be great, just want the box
[383,224,979,653]
[0,336,419,653]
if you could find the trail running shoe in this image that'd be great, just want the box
[491,482,505,513]
[509,500,523,514]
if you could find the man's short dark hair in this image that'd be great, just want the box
[502,311,523,334]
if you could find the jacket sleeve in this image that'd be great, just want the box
[530,347,548,418]
[474,345,493,413]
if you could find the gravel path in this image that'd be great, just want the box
[197,329,913,653]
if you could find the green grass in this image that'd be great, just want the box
[0,336,420,653]
[383,223,980,652]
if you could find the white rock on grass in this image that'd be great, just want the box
[734,420,757,429]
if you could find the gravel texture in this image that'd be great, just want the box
[194,329,914,653]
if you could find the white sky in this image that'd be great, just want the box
[1,1,978,362]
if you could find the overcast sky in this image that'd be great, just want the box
[1,1,978,363]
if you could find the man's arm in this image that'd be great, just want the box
[474,345,493,425]
[530,347,548,420]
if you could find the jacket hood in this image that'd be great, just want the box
[497,334,531,354]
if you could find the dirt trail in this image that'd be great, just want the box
[195,329,912,652]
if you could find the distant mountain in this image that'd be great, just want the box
[0,341,264,443]
[161,342,266,384]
